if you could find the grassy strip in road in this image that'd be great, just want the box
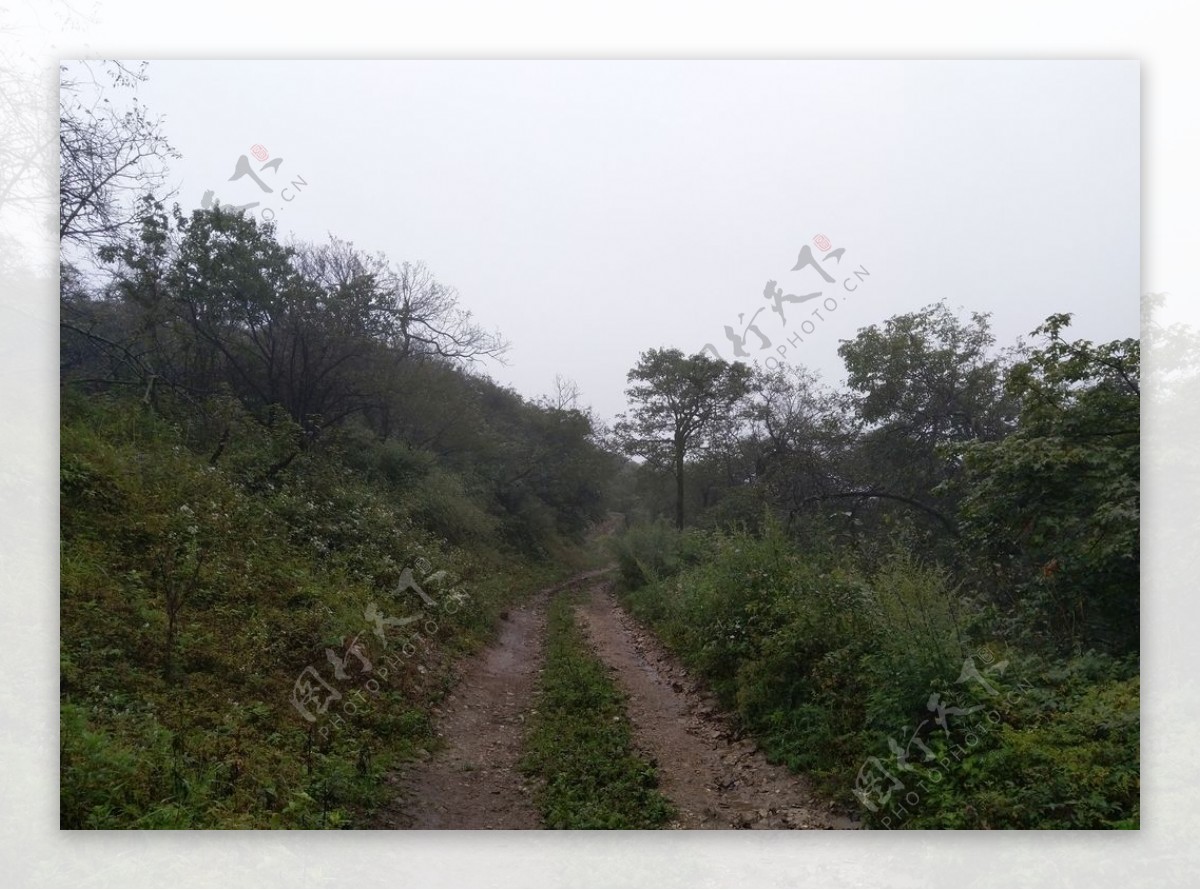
[520,592,674,829]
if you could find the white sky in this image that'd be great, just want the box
[114,60,1140,422]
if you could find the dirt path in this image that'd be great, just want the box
[383,597,546,828]
[384,569,855,830]
[575,581,858,830]
[383,571,603,829]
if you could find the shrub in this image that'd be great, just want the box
[608,519,709,589]
[616,520,1139,829]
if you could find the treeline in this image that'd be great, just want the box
[59,65,614,827]
[62,202,613,555]
[610,304,1140,828]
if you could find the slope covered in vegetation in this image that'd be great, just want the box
[60,199,616,829]
[60,380,608,827]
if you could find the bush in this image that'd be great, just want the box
[875,653,1139,829]
[608,519,708,589]
[616,519,1139,829]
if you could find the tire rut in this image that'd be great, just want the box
[574,580,859,830]
[382,570,605,829]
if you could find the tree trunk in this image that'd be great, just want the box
[674,442,685,530]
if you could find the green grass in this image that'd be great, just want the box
[520,593,674,829]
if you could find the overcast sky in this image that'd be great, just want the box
[114,60,1138,422]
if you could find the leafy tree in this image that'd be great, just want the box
[614,348,753,529]
[953,314,1139,652]
[839,302,1011,441]
[746,365,856,525]
[90,206,506,442]
[836,302,1017,539]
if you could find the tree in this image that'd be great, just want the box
[59,61,178,251]
[96,203,510,441]
[952,314,1139,653]
[58,62,179,404]
[746,365,857,526]
[382,259,509,364]
[614,348,753,529]
[835,302,1017,537]
[840,301,1015,444]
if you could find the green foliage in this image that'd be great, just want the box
[622,522,961,767]
[952,314,1140,653]
[69,201,614,562]
[881,653,1139,829]
[617,518,1138,829]
[838,302,1013,442]
[613,347,754,529]
[62,183,617,830]
[815,302,1018,553]
[521,594,674,829]
[606,311,1140,830]
[607,518,705,589]
[407,466,502,547]
[60,389,574,828]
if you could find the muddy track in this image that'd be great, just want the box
[384,570,856,830]
[575,581,858,830]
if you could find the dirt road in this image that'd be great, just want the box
[386,572,856,830]
[382,591,549,828]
